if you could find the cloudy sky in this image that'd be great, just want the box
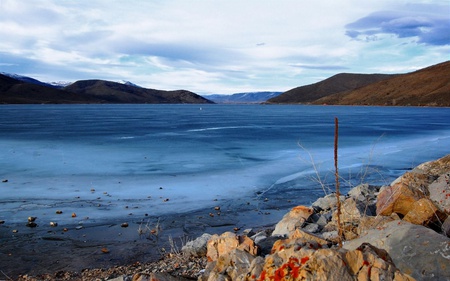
[0,0,449,94]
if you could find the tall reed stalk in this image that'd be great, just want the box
[335,117,343,248]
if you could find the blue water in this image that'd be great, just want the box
[1,104,450,224]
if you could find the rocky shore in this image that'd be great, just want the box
[7,154,450,280]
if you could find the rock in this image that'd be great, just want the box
[333,197,376,225]
[206,232,258,262]
[312,194,345,211]
[272,205,314,236]
[442,216,450,237]
[182,233,212,257]
[254,239,413,281]
[289,228,328,246]
[301,222,321,233]
[343,220,450,281]
[411,154,450,176]
[255,236,281,256]
[403,198,447,228]
[428,173,450,213]
[28,216,37,222]
[242,228,256,237]
[200,249,255,281]
[357,215,396,237]
[347,183,379,201]
[321,231,339,243]
[250,231,267,244]
[376,176,424,216]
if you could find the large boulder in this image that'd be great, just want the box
[402,198,447,228]
[376,173,426,216]
[271,205,313,236]
[206,232,258,262]
[428,172,450,213]
[343,220,450,281]
[257,240,413,281]
[200,249,256,281]
[181,233,211,257]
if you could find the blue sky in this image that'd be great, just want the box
[0,0,449,94]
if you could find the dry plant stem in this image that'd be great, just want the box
[334,117,343,248]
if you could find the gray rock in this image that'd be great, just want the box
[347,183,379,200]
[428,173,450,212]
[181,233,211,257]
[256,236,282,256]
[242,228,255,237]
[343,220,450,281]
[316,213,329,227]
[250,230,267,244]
[442,216,450,237]
[271,206,313,236]
[312,194,345,211]
[301,222,321,233]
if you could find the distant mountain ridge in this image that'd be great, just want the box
[1,60,448,105]
[267,60,450,106]
[0,74,213,104]
[267,73,396,104]
[312,60,450,107]
[203,91,282,103]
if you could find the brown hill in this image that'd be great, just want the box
[64,80,213,104]
[0,74,102,104]
[267,73,396,104]
[313,61,450,107]
[0,75,213,104]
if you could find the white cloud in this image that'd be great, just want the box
[0,0,448,94]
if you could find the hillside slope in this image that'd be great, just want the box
[0,74,213,104]
[313,60,450,107]
[267,73,395,104]
[0,74,102,104]
[64,80,213,104]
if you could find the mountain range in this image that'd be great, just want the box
[0,74,212,104]
[267,60,450,107]
[203,91,282,104]
[1,60,449,105]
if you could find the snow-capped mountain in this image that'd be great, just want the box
[117,80,141,88]
[0,72,72,88]
[203,91,282,104]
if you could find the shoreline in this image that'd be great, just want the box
[0,195,294,279]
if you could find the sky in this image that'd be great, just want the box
[0,0,449,94]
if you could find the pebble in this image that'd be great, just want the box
[71,213,77,218]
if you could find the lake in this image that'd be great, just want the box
[1,104,450,224]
